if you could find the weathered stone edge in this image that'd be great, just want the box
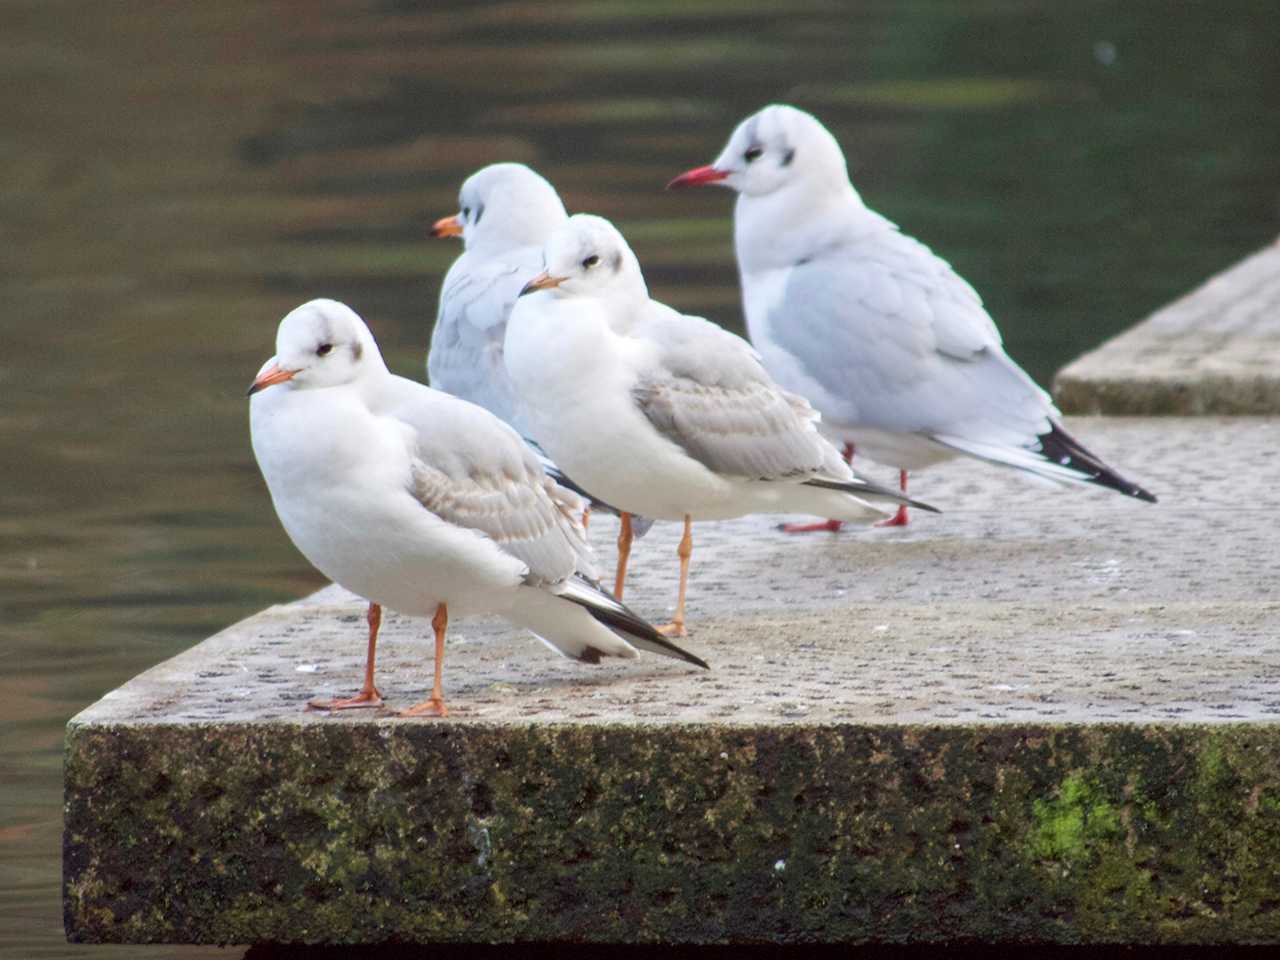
[64,720,1280,945]
[1053,373,1280,417]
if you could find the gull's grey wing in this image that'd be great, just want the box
[427,247,542,426]
[382,379,596,584]
[763,220,1054,446]
[630,305,846,481]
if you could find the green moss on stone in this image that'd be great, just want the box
[64,722,1280,945]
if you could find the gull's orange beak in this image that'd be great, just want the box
[666,164,730,190]
[519,271,566,297]
[247,362,297,396]
[430,214,463,239]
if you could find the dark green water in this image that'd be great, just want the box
[2,2,1276,955]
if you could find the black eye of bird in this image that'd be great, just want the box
[316,343,333,357]
[582,254,600,269]
[744,146,763,163]
[462,207,471,218]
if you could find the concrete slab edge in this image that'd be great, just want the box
[64,719,1280,945]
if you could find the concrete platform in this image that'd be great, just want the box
[65,417,1280,945]
[1054,240,1280,414]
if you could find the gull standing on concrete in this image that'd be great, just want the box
[249,299,707,716]
[427,162,647,532]
[669,104,1156,530]
[505,215,934,636]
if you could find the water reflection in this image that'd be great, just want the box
[3,1,1276,956]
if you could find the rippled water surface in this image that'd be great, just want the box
[3,1,1277,955]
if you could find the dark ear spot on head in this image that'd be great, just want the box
[474,203,485,226]
[782,147,796,167]
[609,251,622,272]
[351,340,363,362]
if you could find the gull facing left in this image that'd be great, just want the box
[505,215,935,636]
[248,299,707,717]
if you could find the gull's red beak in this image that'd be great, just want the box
[666,165,729,190]
[247,362,297,396]
[430,214,463,239]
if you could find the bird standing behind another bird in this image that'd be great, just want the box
[505,215,933,636]
[428,161,652,535]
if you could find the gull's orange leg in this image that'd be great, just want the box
[582,507,591,532]
[400,602,449,718]
[658,514,693,638]
[780,442,855,534]
[308,602,384,711]
[875,470,910,528]
[613,511,634,600]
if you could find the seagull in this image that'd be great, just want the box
[504,215,935,635]
[669,103,1156,530]
[427,161,651,536]
[427,162,568,430]
[248,298,707,717]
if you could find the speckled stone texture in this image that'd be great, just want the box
[1055,240,1280,414]
[65,417,1280,944]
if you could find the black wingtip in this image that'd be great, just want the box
[802,477,942,515]
[568,575,709,669]
[1039,422,1158,504]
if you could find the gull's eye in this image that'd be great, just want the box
[462,206,471,219]
[316,343,334,357]
[582,254,600,269]
[744,146,763,163]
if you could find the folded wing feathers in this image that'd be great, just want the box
[633,375,840,482]
[410,457,596,583]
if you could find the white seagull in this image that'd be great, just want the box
[669,103,1156,530]
[505,215,934,635]
[427,161,649,532]
[427,162,568,430]
[248,298,707,717]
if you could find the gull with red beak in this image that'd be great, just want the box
[248,298,707,716]
[504,215,934,636]
[670,104,1155,530]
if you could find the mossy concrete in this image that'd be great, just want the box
[1054,239,1280,415]
[64,416,1280,944]
[65,723,1280,945]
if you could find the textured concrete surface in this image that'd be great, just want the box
[1055,240,1280,414]
[65,417,1280,944]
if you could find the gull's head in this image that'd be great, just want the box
[431,162,568,253]
[248,299,382,396]
[518,213,648,302]
[667,104,848,199]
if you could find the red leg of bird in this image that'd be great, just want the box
[780,442,856,534]
[308,602,385,711]
[400,603,449,718]
[875,470,911,527]
[658,515,693,638]
[613,511,633,600]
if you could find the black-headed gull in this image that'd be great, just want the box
[504,215,934,635]
[427,162,649,534]
[249,299,707,716]
[669,103,1156,529]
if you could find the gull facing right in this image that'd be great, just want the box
[505,215,935,636]
[669,104,1156,529]
[249,299,706,717]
